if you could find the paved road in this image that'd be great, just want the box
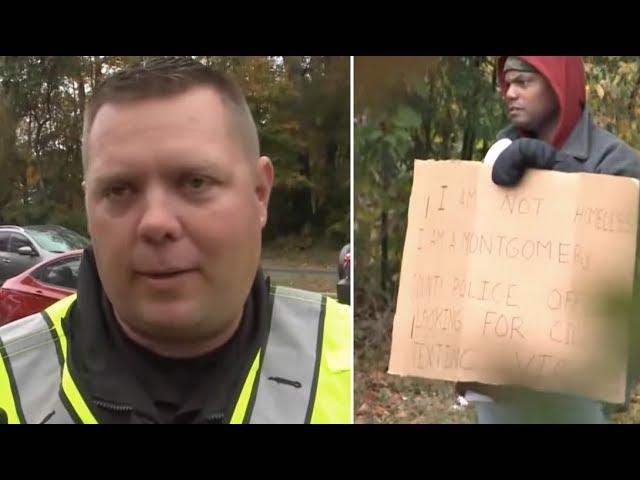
[263,267,336,277]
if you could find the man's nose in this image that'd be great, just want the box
[137,187,183,245]
[505,83,518,101]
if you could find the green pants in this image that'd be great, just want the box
[472,391,608,424]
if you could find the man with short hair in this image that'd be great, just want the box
[459,56,640,424]
[0,57,351,424]
[488,56,640,182]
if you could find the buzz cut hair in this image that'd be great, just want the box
[81,56,260,174]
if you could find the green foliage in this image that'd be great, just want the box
[0,56,349,247]
[584,56,640,148]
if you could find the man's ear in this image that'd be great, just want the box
[255,156,274,228]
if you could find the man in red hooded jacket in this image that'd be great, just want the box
[491,56,640,182]
[460,56,640,423]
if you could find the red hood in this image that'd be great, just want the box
[498,56,586,148]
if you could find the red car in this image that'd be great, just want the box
[0,249,83,326]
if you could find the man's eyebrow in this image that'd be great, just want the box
[89,160,227,185]
[506,72,534,82]
[162,158,231,179]
[167,158,224,171]
[89,170,137,187]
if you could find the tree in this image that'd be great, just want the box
[0,56,350,246]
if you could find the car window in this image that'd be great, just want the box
[8,233,36,254]
[0,232,9,252]
[24,227,89,253]
[33,256,82,290]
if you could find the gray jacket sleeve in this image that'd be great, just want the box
[595,143,640,180]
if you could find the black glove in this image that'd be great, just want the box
[492,138,586,186]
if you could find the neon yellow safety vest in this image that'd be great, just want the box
[0,286,351,424]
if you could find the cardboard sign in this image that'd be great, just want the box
[388,160,639,403]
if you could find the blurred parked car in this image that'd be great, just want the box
[0,249,83,326]
[337,244,350,305]
[0,225,89,284]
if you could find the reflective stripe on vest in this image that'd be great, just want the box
[0,286,347,423]
[0,311,76,424]
[310,295,352,423]
[0,322,30,423]
[246,286,324,424]
[229,349,261,424]
[44,294,98,423]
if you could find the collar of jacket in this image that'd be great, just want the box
[497,107,592,162]
[68,248,268,423]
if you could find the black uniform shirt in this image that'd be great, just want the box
[65,248,268,424]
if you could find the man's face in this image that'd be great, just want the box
[504,70,559,135]
[84,87,273,344]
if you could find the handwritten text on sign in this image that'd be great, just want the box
[388,160,639,403]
